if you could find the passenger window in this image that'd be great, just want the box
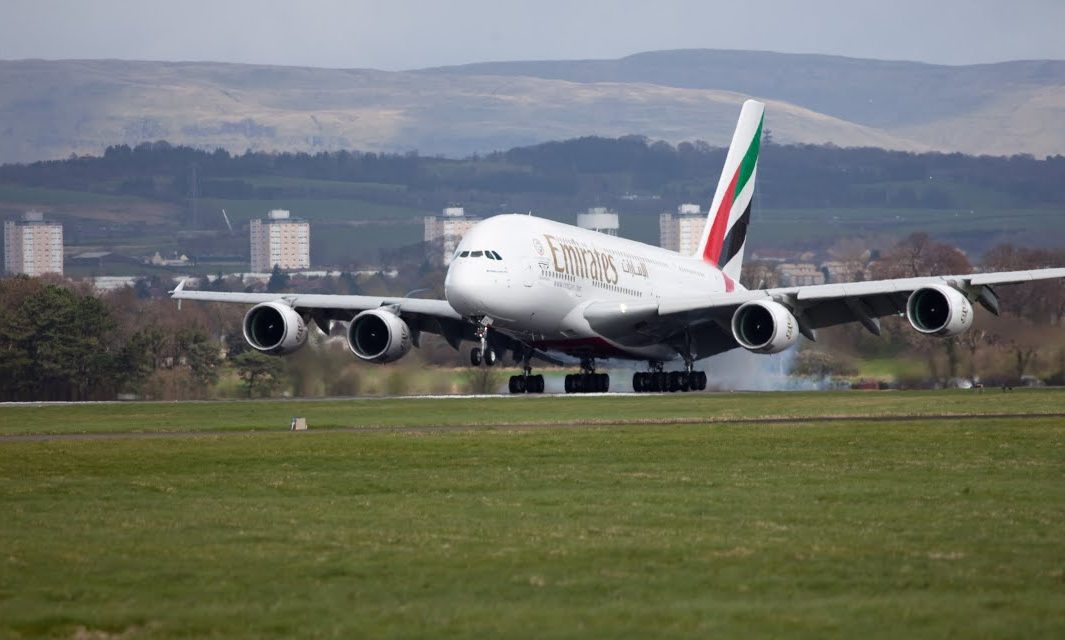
[459,251,470,258]
[470,251,483,258]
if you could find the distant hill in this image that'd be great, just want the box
[426,49,1065,157]
[1,50,1064,164]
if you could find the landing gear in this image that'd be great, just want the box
[470,317,499,367]
[632,362,706,393]
[509,372,545,394]
[508,357,545,394]
[564,358,610,394]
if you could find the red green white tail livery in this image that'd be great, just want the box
[696,99,764,284]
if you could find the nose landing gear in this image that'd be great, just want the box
[470,317,499,367]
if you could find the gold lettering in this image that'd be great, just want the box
[563,245,582,278]
[545,235,565,273]
[605,255,618,284]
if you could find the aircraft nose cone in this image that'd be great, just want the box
[445,263,485,315]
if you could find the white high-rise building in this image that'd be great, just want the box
[424,207,480,265]
[249,209,310,272]
[659,203,705,255]
[576,207,620,236]
[4,211,64,276]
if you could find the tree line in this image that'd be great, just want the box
[1,232,1063,401]
[2,136,1064,211]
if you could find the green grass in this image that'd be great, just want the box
[199,198,427,223]
[2,388,1064,436]
[1,394,1063,638]
[0,184,152,207]
[854,357,928,380]
[750,207,1065,247]
[241,176,409,196]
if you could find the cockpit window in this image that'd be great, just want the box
[470,250,484,258]
[490,251,503,260]
[486,251,498,260]
[458,251,470,258]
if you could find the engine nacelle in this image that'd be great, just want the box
[347,309,413,363]
[242,301,308,355]
[906,284,974,337]
[731,300,800,354]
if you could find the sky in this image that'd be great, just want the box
[2,0,1064,70]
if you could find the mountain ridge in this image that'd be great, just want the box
[1,50,1063,164]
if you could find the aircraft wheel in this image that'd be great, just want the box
[695,371,708,391]
[470,347,482,366]
[530,375,544,393]
[600,374,610,392]
[632,372,643,393]
[515,376,527,393]
[668,371,681,392]
[484,348,497,366]
[564,374,574,394]
[679,372,691,392]
[653,372,667,392]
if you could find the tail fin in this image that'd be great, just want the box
[695,99,765,284]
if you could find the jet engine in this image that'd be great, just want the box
[242,301,308,355]
[347,309,413,363]
[906,285,974,337]
[731,300,800,354]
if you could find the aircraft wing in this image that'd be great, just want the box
[171,281,462,318]
[584,268,1065,356]
[169,281,562,364]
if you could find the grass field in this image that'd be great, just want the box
[2,391,1064,638]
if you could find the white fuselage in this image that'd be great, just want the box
[444,214,742,362]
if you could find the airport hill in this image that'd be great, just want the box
[1,49,1065,164]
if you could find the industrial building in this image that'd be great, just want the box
[249,209,310,272]
[576,207,619,236]
[659,203,705,255]
[424,207,481,266]
[3,211,64,276]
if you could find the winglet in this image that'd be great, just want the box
[170,278,186,296]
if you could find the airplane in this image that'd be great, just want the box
[171,100,1065,394]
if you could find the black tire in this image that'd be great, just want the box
[600,374,610,392]
[531,375,544,393]
[484,348,497,366]
[669,371,681,392]
[515,376,527,393]
[696,371,708,391]
[655,372,667,392]
[679,372,690,392]
[632,372,643,393]
[470,347,482,366]
[564,374,574,394]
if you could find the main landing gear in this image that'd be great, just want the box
[508,367,545,394]
[632,361,707,393]
[564,358,610,394]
